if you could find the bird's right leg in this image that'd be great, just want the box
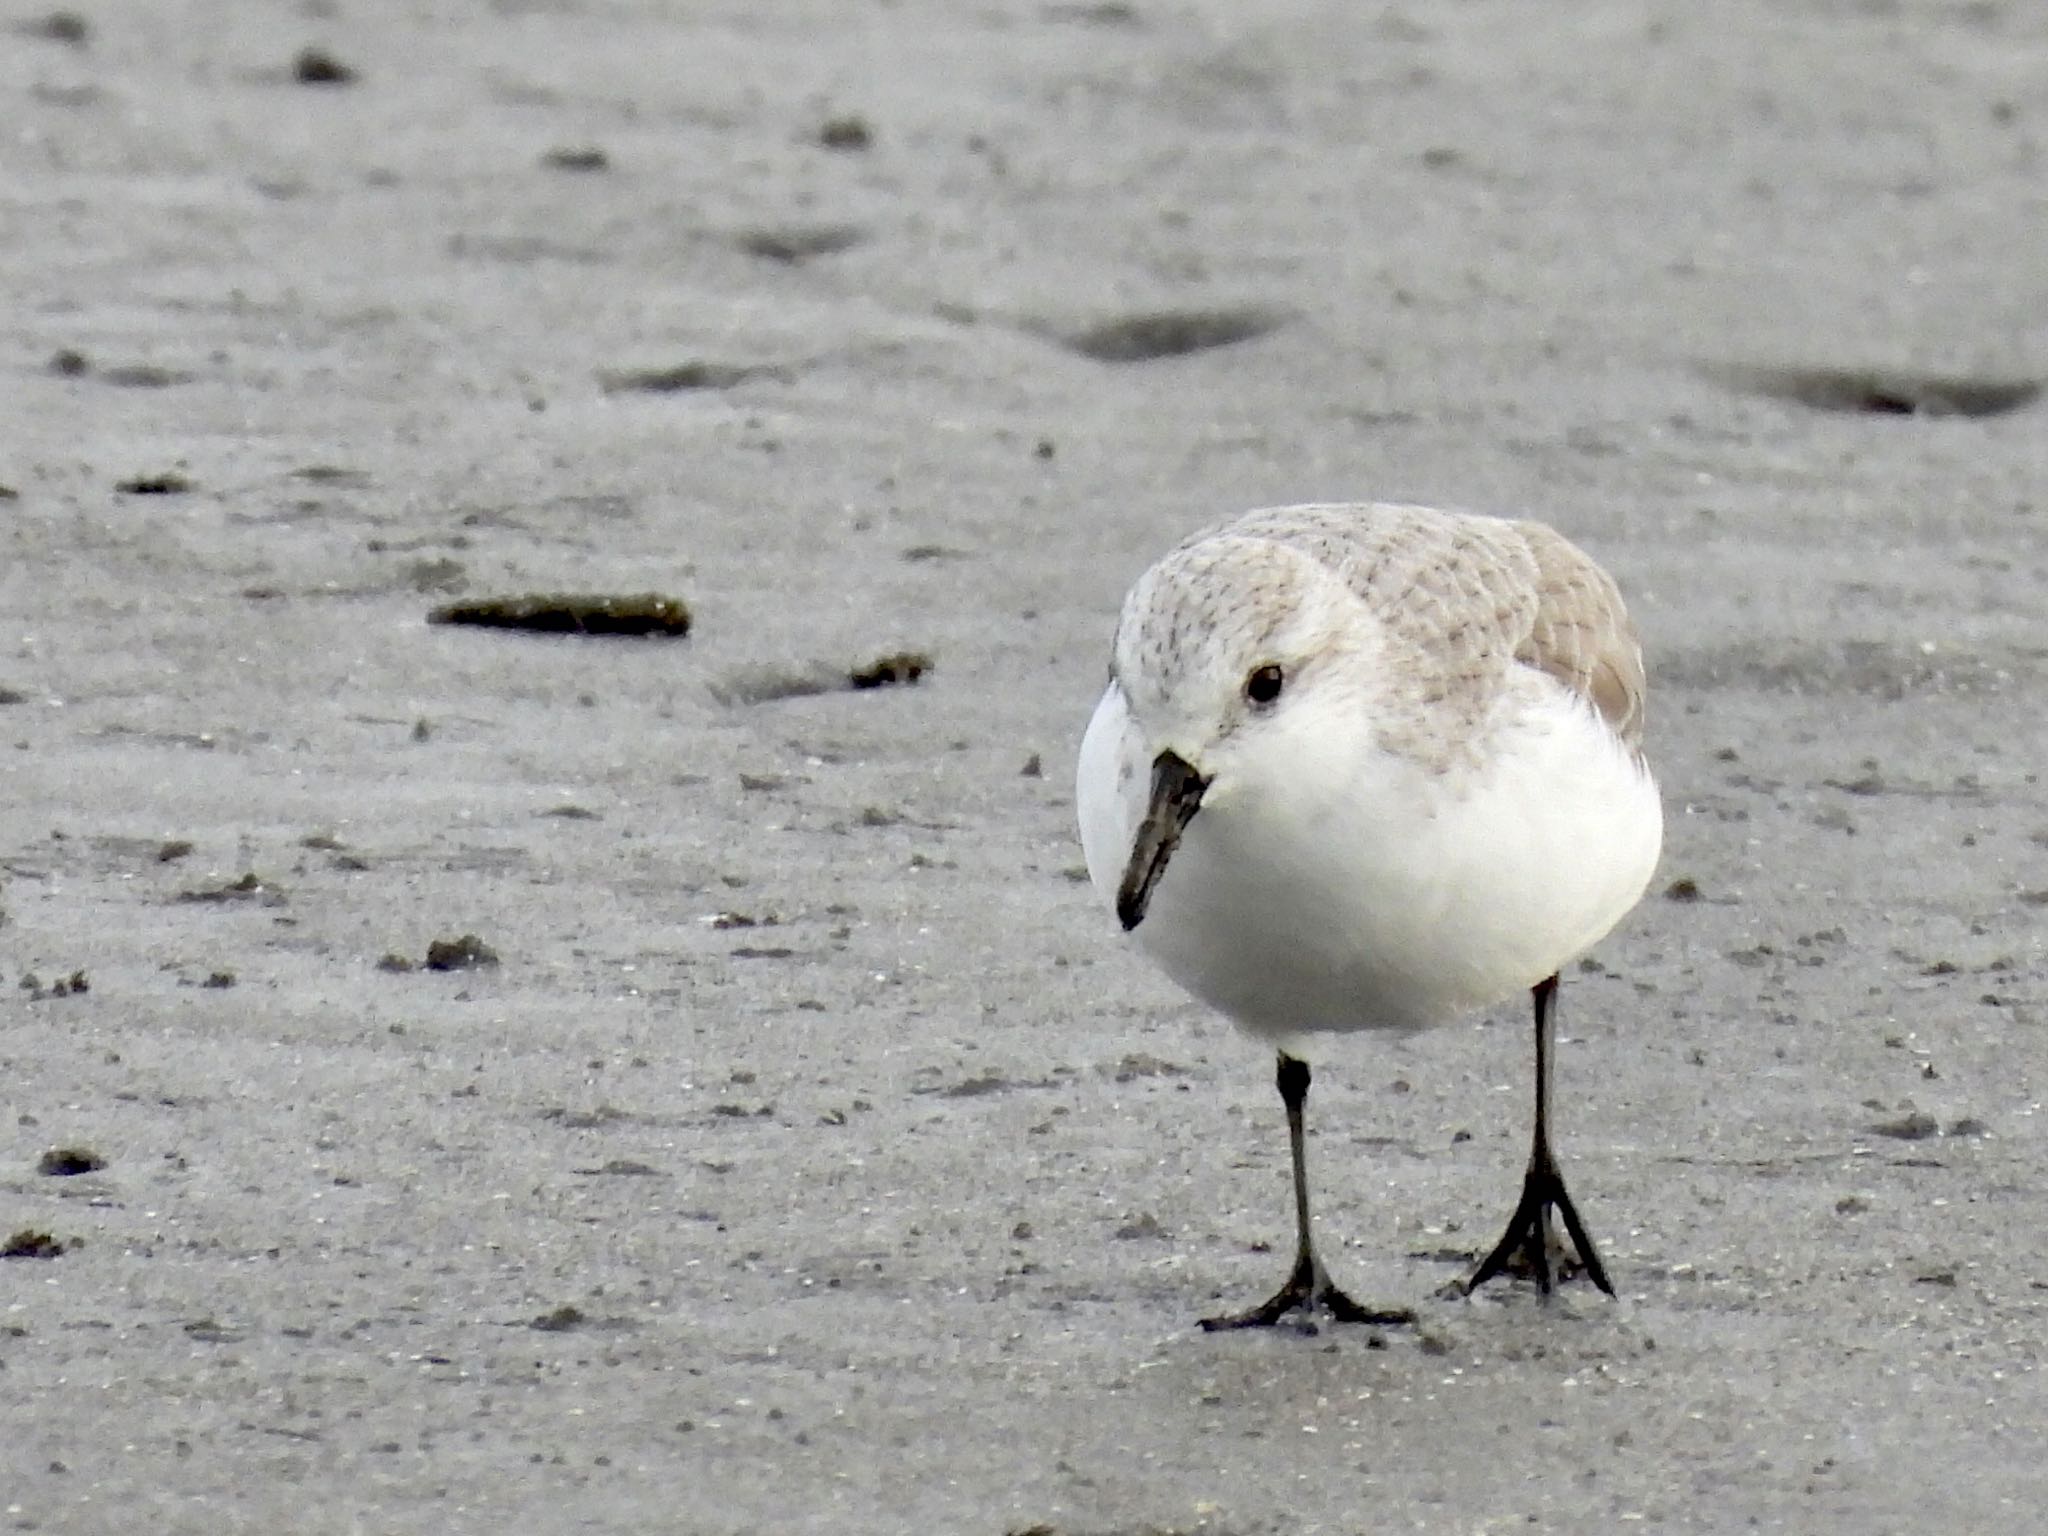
[1201,1051,1417,1332]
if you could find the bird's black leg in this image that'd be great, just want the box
[1201,1051,1418,1331]
[1456,974,1614,1297]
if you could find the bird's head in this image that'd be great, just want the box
[1107,536,1383,930]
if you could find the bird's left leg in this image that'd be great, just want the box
[1455,974,1614,1297]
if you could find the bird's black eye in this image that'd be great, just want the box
[1244,663,1285,706]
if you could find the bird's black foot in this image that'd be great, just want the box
[1452,1147,1613,1298]
[1201,1248,1419,1332]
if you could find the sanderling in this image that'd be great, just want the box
[1077,502,1662,1329]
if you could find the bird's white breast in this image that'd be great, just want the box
[1077,676,1662,1048]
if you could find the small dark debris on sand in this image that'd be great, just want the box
[176,872,283,905]
[293,47,357,85]
[596,361,778,393]
[116,471,193,495]
[291,463,371,487]
[19,969,89,1000]
[530,1304,587,1331]
[573,1158,662,1177]
[97,364,190,388]
[849,651,930,689]
[157,839,195,862]
[1867,1110,1941,1141]
[17,11,90,45]
[817,114,872,150]
[425,934,500,971]
[37,1146,105,1176]
[47,352,189,388]
[919,1071,1019,1098]
[1043,1,1142,23]
[0,486,17,502]
[0,683,27,700]
[1057,306,1284,363]
[713,651,931,705]
[1664,876,1702,901]
[541,145,610,172]
[2,1229,66,1260]
[1712,364,2041,419]
[737,223,866,263]
[1110,1051,1188,1082]
[540,1104,631,1129]
[202,970,237,989]
[429,593,691,637]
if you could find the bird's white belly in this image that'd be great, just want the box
[1078,681,1662,1045]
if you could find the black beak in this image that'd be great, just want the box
[1116,750,1209,931]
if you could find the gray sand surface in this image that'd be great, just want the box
[5,1,2048,1530]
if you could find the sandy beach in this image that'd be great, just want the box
[5,1,2048,1530]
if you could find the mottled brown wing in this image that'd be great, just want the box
[1204,502,1646,761]
[1223,502,1538,673]
[1212,504,1537,766]
[1511,519,1647,749]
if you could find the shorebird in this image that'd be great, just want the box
[1077,502,1661,1328]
